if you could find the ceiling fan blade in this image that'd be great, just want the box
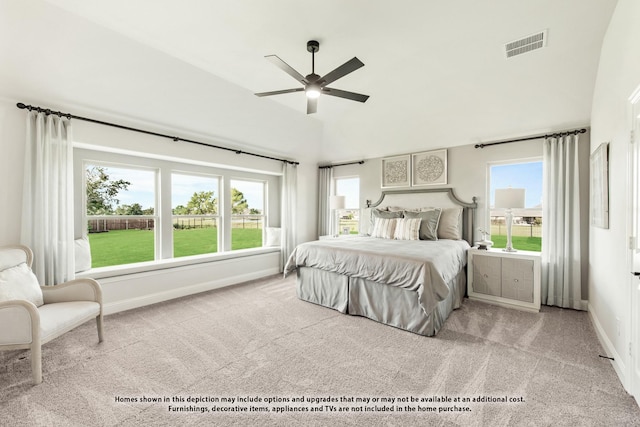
[307,97,318,114]
[321,87,369,103]
[320,57,364,85]
[255,88,304,97]
[265,55,308,85]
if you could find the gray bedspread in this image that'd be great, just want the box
[284,237,469,314]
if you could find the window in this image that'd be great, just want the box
[85,163,157,268]
[488,160,542,252]
[77,148,280,272]
[230,179,265,250]
[172,173,220,257]
[335,177,360,235]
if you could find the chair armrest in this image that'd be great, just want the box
[41,278,103,305]
[0,300,39,345]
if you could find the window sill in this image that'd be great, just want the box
[76,246,281,279]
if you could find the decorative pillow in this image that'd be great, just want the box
[265,227,281,247]
[437,207,463,240]
[371,217,397,239]
[404,208,442,240]
[369,209,403,235]
[74,237,92,273]
[386,206,404,213]
[393,218,422,240]
[0,263,44,307]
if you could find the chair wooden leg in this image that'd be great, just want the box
[31,342,42,384]
[97,314,104,343]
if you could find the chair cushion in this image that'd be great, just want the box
[0,263,43,307]
[265,227,281,247]
[74,237,92,273]
[0,248,28,271]
[38,301,100,342]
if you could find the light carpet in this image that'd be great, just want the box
[1,273,639,426]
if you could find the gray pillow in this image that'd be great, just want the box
[437,207,463,240]
[369,208,403,235]
[404,208,442,240]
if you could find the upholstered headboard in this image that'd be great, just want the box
[364,188,478,245]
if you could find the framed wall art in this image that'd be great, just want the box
[590,142,609,229]
[381,155,410,188]
[411,149,447,186]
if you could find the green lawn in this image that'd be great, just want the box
[88,228,263,268]
[490,235,541,252]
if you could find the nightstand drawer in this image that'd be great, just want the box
[472,255,502,297]
[501,258,534,303]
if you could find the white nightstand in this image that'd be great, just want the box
[467,247,541,312]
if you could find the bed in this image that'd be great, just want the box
[284,188,477,336]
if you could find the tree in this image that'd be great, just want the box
[231,188,248,214]
[186,191,218,214]
[115,203,144,215]
[173,205,188,215]
[86,166,130,215]
[249,208,261,215]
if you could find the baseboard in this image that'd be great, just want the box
[103,267,280,315]
[588,303,629,392]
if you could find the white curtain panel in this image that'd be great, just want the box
[317,167,332,237]
[21,112,75,285]
[281,162,297,269]
[542,134,585,310]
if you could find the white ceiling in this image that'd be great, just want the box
[0,0,618,162]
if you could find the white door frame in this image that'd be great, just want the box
[627,86,640,407]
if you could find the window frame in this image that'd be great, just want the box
[229,177,268,251]
[74,147,281,277]
[171,171,222,258]
[486,156,543,250]
[83,160,161,262]
[333,175,360,235]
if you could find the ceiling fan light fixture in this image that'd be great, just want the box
[306,85,321,99]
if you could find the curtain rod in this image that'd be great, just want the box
[16,102,299,165]
[318,160,365,169]
[474,128,587,149]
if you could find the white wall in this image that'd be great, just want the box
[0,94,321,313]
[333,133,591,298]
[589,0,640,388]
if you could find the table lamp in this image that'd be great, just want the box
[330,195,345,237]
[495,188,525,252]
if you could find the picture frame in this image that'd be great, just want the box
[411,149,447,186]
[590,142,609,229]
[381,155,410,188]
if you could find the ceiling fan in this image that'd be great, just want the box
[255,40,369,114]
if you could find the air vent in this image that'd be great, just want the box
[505,30,547,58]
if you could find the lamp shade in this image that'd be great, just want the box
[330,195,346,210]
[495,188,525,209]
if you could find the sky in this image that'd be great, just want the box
[335,177,360,209]
[97,161,541,212]
[94,166,264,211]
[489,161,543,208]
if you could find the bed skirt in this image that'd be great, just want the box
[296,266,466,336]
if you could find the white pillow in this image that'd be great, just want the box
[394,218,422,240]
[75,237,92,273]
[371,217,397,239]
[265,227,281,247]
[0,263,44,307]
[369,209,403,235]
